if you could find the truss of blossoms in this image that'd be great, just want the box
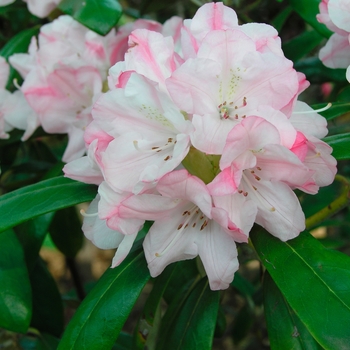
[63,3,337,290]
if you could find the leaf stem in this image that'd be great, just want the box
[305,175,350,230]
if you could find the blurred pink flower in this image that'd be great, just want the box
[317,0,350,81]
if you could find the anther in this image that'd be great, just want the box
[177,224,183,230]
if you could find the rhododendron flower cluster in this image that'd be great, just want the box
[5,15,181,162]
[64,2,337,290]
[0,0,60,18]
[317,0,350,82]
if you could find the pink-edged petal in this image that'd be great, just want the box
[62,126,86,162]
[189,2,238,42]
[197,221,239,290]
[303,136,337,187]
[220,116,280,169]
[63,139,103,185]
[242,175,305,240]
[249,106,297,148]
[290,101,328,138]
[24,0,60,18]
[191,113,239,154]
[328,0,350,32]
[157,169,212,218]
[166,57,221,115]
[111,232,138,267]
[102,131,190,193]
[207,167,241,196]
[143,203,200,277]
[290,131,308,162]
[98,182,145,235]
[319,33,350,69]
[212,193,257,240]
[126,29,178,89]
[82,194,125,249]
[9,37,38,79]
[240,23,283,55]
[255,144,312,187]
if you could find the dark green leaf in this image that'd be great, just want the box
[294,57,347,84]
[162,259,199,304]
[134,264,178,349]
[49,207,84,258]
[157,278,219,350]
[231,300,255,344]
[288,0,332,38]
[19,332,60,350]
[283,30,324,62]
[58,0,123,36]
[324,132,350,160]
[15,213,54,272]
[312,102,350,121]
[0,230,32,333]
[251,229,350,349]
[58,248,150,350]
[230,271,255,297]
[271,6,293,32]
[264,272,323,350]
[0,176,96,233]
[30,258,64,337]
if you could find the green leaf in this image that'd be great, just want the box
[0,26,40,89]
[134,264,177,349]
[230,271,255,297]
[323,132,350,160]
[271,6,293,32]
[264,272,323,350]
[251,229,350,349]
[157,278,219,350]
[30,258,64,337]
[283,29,324,62]
[15,213,54,272]
[49,207,84,258]
[58,248,150,350]
[312,102,350,121]
[58,0,123,36]
[0,176,96,233]
[0,230,32,333]
[294,57,347,84]
[288,0,332,38]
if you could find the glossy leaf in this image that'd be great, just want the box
[313,102,350,121]
[288,0,332,38]
[134,264,177,349]
[283,30,324,62]
[58,0,123,36]
[0,230,32,333]
[30,258,64,337]
[157,278,219,350]
[294,58,347,84]
[49,207,84,258]
[0,176,96,233]
[58,248,150,350]
[15,213,54,272]
[264,272,323,350]
[324,132,350,160]
[231,271,255,297]
[251,229,350,349]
